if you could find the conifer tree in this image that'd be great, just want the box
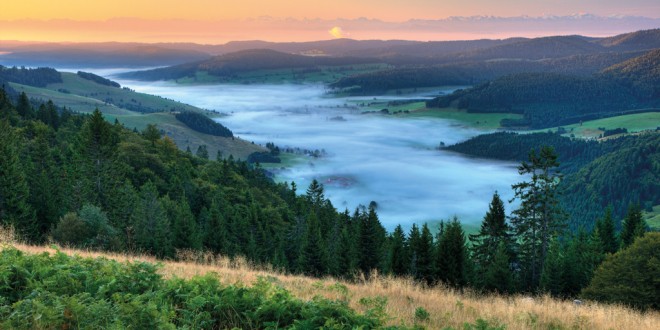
[436,217,467,287]
[414,223,435,285]
[540,238,564,296]
[620,203,646,248]
[389,224,410,276]
[594,206,618,254]
[0,120,36,240]
[408,224,421,277]
[16,92,32,119]
[358,207,385,277]
[469,191,513,288]
[483,241,514,293]
[132,182,173,258]
[510,146,565,291]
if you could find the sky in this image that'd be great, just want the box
[1,0,659,43]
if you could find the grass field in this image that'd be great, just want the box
[175,64,391,85]
[644,205,660,231]
[536,112,660,138]
[2,228,657,330]
[407,107,523,130]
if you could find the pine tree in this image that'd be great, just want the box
[16,92,33,119]
[510,146,565,291]
[132,182,173,258]
[620,203,646,248]
[408,224,421,278]
[358,207,385,277]
[469,191,513,287]
[165,196,201,251]
[540,238,564,296]
[594,206,618,254]
[26,123,61,240]
[142,124,161,145]
[483,241,514,293]
[0,119,36,240]
[436,217,467,287]
[195,145,209,159]
[389,224,409,276]
[297,211,328,277]
[413,223,435,285]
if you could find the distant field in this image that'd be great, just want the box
[407,107,523,130]
[538,112,660,138]
[174,64,391,85]
[645,205,660,231]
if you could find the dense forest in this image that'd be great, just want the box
[426,49,660,129]
[329,52,643,94]
[174,111,234,137]
[446,131,659,229]
[0,89,656,307]
[0,66,62,87]
[76,71,121,88]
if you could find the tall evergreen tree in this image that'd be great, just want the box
[469,191,513,287]
[132,182,173,258]
[539,238,564,296]
[620,203,646,248]
[435,217,467,287]
[594,206,619,254]
[411,223,435,285]
[0,119,36,240]
[358,207,385,277]
[408,224,421,278]
[510,146,566,291]
[482,241,514,293]
[389,224,409,276]
[16,92,32,119]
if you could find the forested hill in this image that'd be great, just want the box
[426,49,660,129]
[120,49,379,81]
[602,48,660,98]
[446,131,660,229]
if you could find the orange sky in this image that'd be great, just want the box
[1,0,658,43]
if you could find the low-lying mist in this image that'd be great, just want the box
[115,80,521,230]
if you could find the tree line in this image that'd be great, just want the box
[0,89,655,309]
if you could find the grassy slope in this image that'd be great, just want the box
[9,73,264,159]
[408,107,523,130]
[644,205,660,231]
[538,112,660,139]
[2,239,658,330]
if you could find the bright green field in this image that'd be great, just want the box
[539,112,660,138]
[406,107,523,130]
[644,205,660,231]
[175,63,391,85]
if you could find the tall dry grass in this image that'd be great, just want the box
[1,227,657,330]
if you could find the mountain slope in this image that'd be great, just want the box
[601,48,660,98]
[120,49,381,81]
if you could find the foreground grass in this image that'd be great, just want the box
[3,240,658,330]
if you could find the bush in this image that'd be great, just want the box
[0,249,396,329]
[581,232,660,310]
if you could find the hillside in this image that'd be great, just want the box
[120,49,382,82]
[602,48,660,98]
[597,28,660,50]
[3,68,262,159]
[0,44,211,68]
[2,240,658,330]
[446,132,660,229]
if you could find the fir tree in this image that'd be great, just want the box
[620,203,646,248]
[482,241,514,293]
[435,217,467,287]
[358,207,385,277]
[594,206,618,254]
[469,191,513,287]
[389,224,409,276]
[510,146,565,291]
[0,119,36,240]
[540,238,564,296]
